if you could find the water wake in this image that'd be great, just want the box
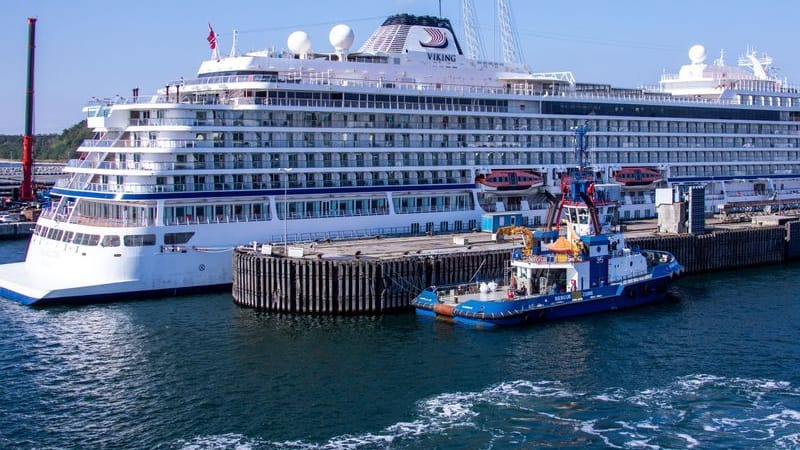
[174,374,800,449]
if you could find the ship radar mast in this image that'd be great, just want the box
[738,48,774,80]
[498,0,524,66]
[461,0,486,60]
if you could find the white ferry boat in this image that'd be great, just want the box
[1,4,799,304]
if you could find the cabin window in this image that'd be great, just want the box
[164,232,195,245]
[101,235,121,247]
[123,234,156,247]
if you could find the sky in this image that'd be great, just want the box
[2,0,798,135]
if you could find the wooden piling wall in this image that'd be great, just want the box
[232,249,511,313]
[628,226,788,274]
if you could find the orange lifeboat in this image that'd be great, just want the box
[477,170,544,191]
[613,167,662,186]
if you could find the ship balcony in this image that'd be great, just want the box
[38,207,155,228]
[63,159,475,173]
[53,177,469,195]
[75,137,528,154]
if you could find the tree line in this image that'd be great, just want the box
[0,121,92,162]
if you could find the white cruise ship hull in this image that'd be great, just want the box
[0,209,508,305]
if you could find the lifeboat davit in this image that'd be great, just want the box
[613,167,662,186]
[476,170,544,191]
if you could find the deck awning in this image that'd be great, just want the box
[548,236,574,253]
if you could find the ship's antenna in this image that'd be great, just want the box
[462,0,486,60]
[230,29,238,57]
[497,0,525,66]
[439,0,442,18]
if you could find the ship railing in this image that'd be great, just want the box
[98,90,800,115]
[274,207,391,221]
[164,213,272,226]
[90,67,800,110]
[640,250,675,269]
[54,179,475,194]
[65,132,121,187]
[616,273,654,286]
[391,205,473,215]
[70,214,155,228]
[72,137,500,151]
[265,226,422,245]
[38,206,67,221]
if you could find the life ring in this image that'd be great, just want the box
[569,279,577,292]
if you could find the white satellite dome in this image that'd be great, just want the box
[688,44,707,64]
[287,31,311,55]
[329,24,355,51]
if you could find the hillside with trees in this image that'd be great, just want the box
[0,121,92,162]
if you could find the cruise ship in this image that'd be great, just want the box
[1,3,799,304]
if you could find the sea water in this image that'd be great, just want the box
[0,238,798,449]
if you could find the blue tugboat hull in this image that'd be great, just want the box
[413,273,677,328]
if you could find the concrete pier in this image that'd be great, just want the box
[232,220,800,314]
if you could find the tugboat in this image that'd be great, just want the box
[412,125,683,327]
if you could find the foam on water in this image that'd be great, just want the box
[173,374,800,449]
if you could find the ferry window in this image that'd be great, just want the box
[164,232,195,245]
[85,235,100,246]
[123,234,156,247]
[62,231,74,242]
[101,235,121,247]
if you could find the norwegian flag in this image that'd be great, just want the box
[207,23,217,50]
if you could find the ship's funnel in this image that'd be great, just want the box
[357,14,462,56]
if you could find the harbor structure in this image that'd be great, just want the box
[232,218,800,314]
[2,3,800,305]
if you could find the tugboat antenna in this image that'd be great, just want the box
[573,122,590,170]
